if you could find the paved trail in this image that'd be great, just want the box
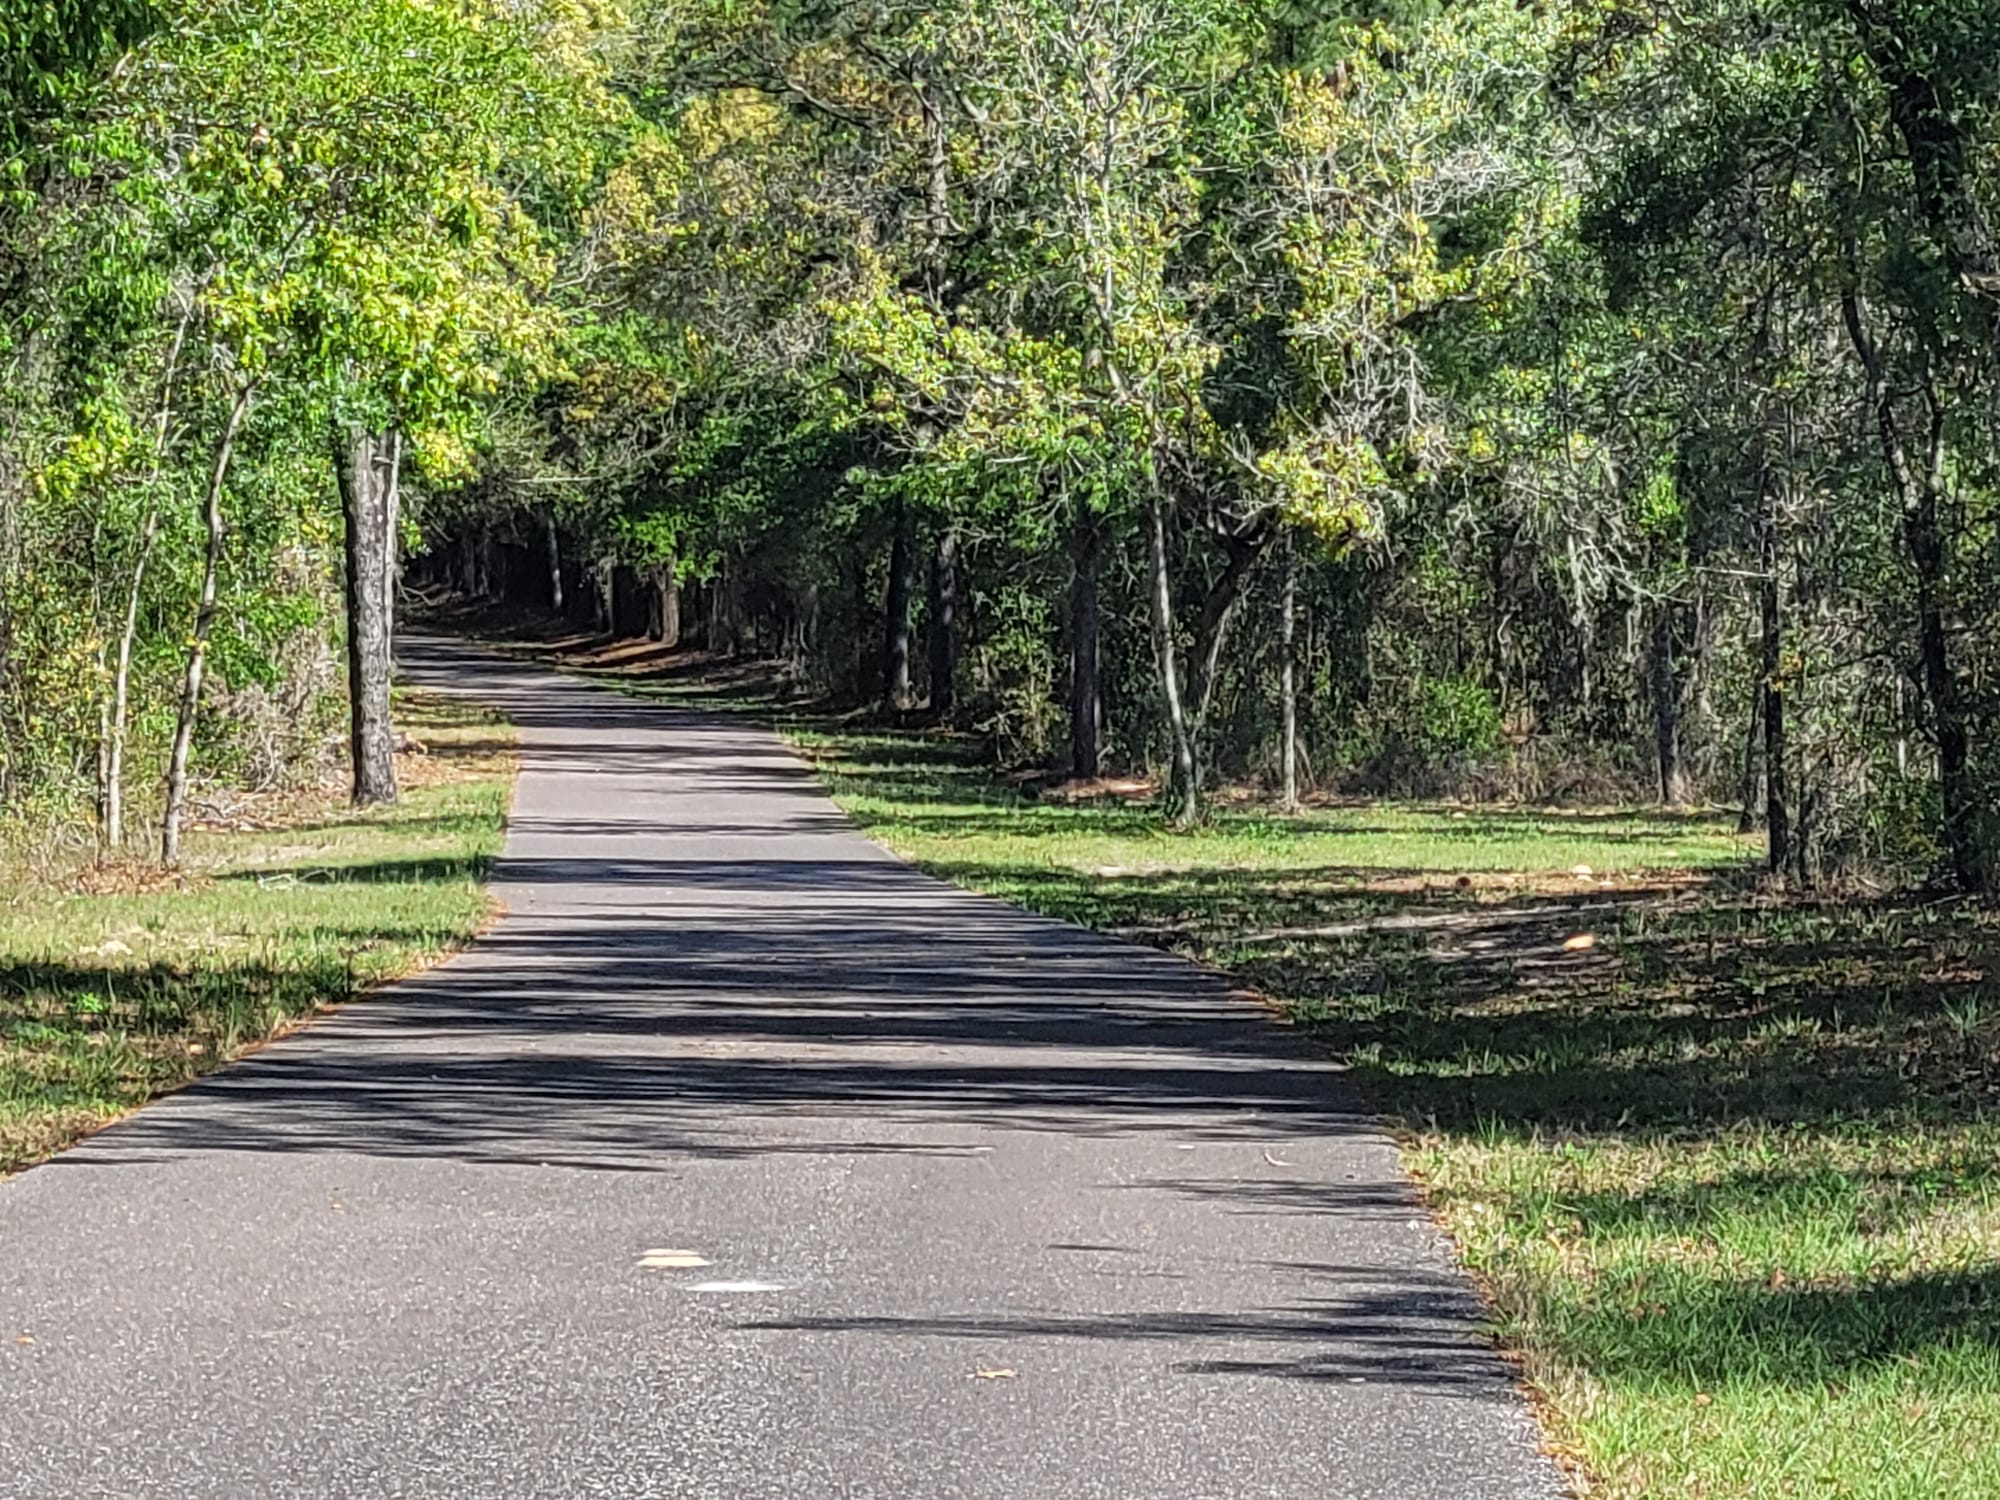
[0,639,1565,1499]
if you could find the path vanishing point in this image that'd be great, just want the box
[0,637,1566,1499]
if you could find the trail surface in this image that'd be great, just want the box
[0,638,1565,1499]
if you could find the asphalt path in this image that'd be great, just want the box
[0,636,1567,1499]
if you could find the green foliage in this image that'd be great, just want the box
[0,0,622,836]
[0,0,153,146]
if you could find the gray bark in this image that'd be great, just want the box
[162,383,254,865]
[1069,509,1104,780]
[595,552,616,634]
[1652,603,1684,807]
[1280,528,1299,810]
[339,426,399,809]
[928,527,957,718]
[881,504,916,712]
[1147,497,1198,826]
[1757,470,1790,878]
[545,512,564,612]
[663,563,682,648]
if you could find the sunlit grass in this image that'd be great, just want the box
[505,639,2000,1499]
[781,719,2000,1500]
[0,691,515,1174]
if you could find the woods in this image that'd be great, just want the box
[2,0,1997,889]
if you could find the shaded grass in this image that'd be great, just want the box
[568,646,2000,1500]
[0,691,516,1175]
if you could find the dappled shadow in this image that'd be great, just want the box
[747,1276,1519,1395]
[382,620,2000,1422]
[862,840,2000,1137]
[219,856,493,885]
[55,874,1371,1171]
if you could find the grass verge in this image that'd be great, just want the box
[520,630,1998,1500]
[0,689,516,1175]
[818,733,2000,1499]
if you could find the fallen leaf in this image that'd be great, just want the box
[1562,934,1598,952]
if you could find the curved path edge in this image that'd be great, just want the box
[0,634,1570,1500]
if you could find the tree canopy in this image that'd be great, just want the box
[3,0,1997,889]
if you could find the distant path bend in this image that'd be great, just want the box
[0,635,1567,1500]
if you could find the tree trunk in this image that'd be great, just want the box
[595,552,616,634]
[475,526,495,600]
[339,426,399,809]
[1844,287,1985,890]
[881,504,916,712]
[1186,546,1269,736]
[1280,528,1299,810]
[708,564,729,654]
[658,552,681,648]
[1652,602,1683,807]
[382,432,401,665]
[1908,473,1981,890]
[1147,497,1199,827]
[106,505,160,849]
[544,512,564,612]
[1758,474,1790,879]
[1070,508,1105,781]
[162,384,254,866]
[109,289,197,850]
[928,527,958,718]
[1736,682,1763,835]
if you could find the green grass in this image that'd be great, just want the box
[818,734,2000,1497]
[563,645,1997,1500]
[0,691,516,1175]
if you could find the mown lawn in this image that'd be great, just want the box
[0,691,515,1175]
[788,724,2000,1500]
[451,625,2000,1499]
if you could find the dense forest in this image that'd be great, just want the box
[3,0,1997,888]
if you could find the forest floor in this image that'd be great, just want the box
[0,690,516,1176]
[495,623,2000,1500]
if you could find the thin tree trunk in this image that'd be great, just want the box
[595,552,616,634]
[475,526,495,600]
[1758,474,1790,879]
[659,549,681,648]
[382,430,401,667]
[1908,459,1980,889]
[109,292,198,850]
[1183,530,1272,734]
[106,508,160,849]
[1844,287,1984,890]
[721,567,741,657]
[162,384,254,866]
[1070,508,1104,780]
[1652,602,1683,807]
[1736,682,1763,835]
[928,527,958,718]
[544,512,564,612]
[793,581,819,669]
[1280,527,1299,810]
[1147,496,1198,826]
[881,504,917,712]
[339,426,398,809]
